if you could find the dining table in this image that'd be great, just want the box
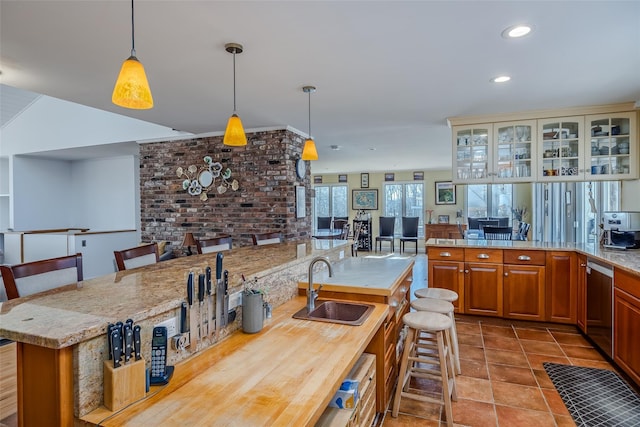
[312,229,345,240]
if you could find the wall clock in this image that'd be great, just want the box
[296,158,306,180]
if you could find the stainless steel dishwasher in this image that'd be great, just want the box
[586,259,614,358]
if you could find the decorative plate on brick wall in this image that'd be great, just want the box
[177,156,239,201]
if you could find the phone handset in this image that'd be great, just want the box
[150,326,174,385]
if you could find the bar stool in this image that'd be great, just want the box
[392,311,457,426]
[414,287,458,303]
[411,297,461,375]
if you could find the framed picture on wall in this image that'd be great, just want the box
[438,215,450,224]
[314,176,323,184]
[338,174,348,183]
[384,173,395,182]
[360,173,369,188]
[296,186,306,218]
[352,189,378,210]
[413,171,424,181]
[435,181,456,205]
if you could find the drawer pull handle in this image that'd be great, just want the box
[440,252,452,257]
[517,255,531,261]
[477,253,490,259]
[465,269,469,274]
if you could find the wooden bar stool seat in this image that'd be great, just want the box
[414,287,459,303]
[411,297,461,375]
[392,311,457,426]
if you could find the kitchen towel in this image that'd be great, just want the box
[543,362,640,427]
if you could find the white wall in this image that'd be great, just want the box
[70,156,138,230]
[621,179,640,211]
[13,156,74,230]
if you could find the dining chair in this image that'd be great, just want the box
[399,216,419,254]
[339,223,351,240]
[332,219,348,232]
[114,242,160,271]
[376,216,396,252]
[196,235,232,254]
[483,226,513,240]
[352,221,362,257]
[478,219,500,231]
[0,253,83,300]
[515,222,531,241]
[317,217,332,230]
[251,232,283,246]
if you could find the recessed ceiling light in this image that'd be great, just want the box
[330,145,341,150]
[502,24,533,39]
[368,147,376,151]
[491,76,511,83]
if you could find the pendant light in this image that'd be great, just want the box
[223,43,247,146]
[301,85,318,160]
[112,0,153,109]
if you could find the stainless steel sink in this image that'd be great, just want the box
[292,300,375,326]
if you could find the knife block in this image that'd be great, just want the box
[103,358,146,411]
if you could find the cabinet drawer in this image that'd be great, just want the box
[615,268,640,300]
[465,248,503,263]
[504,250,545,266]
[428,247,464,262]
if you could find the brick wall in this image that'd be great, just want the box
[139,128,312,249]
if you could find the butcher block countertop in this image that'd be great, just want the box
[297,256,415,296]
[426,238,640,276]
[83,296,388,427]
[0,239,349,349]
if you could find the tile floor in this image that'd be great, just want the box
[377,254,623,427]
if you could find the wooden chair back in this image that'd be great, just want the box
[114,243,159,271]
[251,232,283,246]
[196,235,233,254]
[0,253,83,300]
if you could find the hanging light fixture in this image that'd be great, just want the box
[112,0,153,109]
[223,43,247,146]
[301,85,318,160]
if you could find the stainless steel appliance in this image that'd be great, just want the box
[586,260,613,358]
[603,211,640,249]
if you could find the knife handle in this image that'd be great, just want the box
[111,330,122,368]
[216,253,223,280]
[187,272,194,306]
[223,270,229,293]
[133,325,142,361]
[206,267,212,294]
[180,302,188,333]
[123,324,133,363]
[198,274,205,302]
[107,323,115,359]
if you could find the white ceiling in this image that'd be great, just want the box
[1,1,639,174]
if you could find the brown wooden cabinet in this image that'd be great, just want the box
[503,250,546,321]
[577,254,588,333]
[464,249,503,317]
[545,251,577,324]
[425,223,465,240]
[427,247,464,312]
[614,268,640,386]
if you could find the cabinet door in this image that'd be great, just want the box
[452,125,492,183]
[577,254,587,333]
[494,120,537,182]
[503,264,545,321]
[429,260,464,312]
[614,288,640,386]
[545,251,577,323]
[538,117,584,181]
[585,112,638,180]
[464,262,503,317]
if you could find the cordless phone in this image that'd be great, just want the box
[150,326,174,385]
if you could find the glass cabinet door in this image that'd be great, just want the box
[494,121,536,181]
[538,117,584,181]
[453,125,492,183]
[586,112,636,180]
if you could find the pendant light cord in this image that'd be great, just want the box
[307,91,312,138]
[232,50,237,113]
[130,0,136,57]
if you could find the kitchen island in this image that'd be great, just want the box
[0,239,351,426]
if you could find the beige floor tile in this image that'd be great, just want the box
[491,382,548,412]
[484,349,528,367]
[455,376,493,403]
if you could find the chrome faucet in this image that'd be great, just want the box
[307,256,333,312]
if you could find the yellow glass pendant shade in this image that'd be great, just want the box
[112,56,154,109]
[223,113,247,146]
[301,138,318,160]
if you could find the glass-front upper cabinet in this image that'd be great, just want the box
[493,120,537,182]
[452,125,492,183]
[538,117,584,181]
[586,112,637,180]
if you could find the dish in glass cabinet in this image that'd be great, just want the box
[619,148,630,154]
[561,166,578,176]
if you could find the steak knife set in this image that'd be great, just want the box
[183,252,233,348]
[107,319,141,369]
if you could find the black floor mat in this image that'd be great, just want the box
[543,362,640,427]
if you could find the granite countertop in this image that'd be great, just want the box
[298,256,415,296]
[425,238,640,275]
[0,239,350,349]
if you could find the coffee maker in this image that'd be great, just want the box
[603,211,640,249]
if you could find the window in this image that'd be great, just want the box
[466,184,513,224]
[313,184,348,229]
[383,182,424,236]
